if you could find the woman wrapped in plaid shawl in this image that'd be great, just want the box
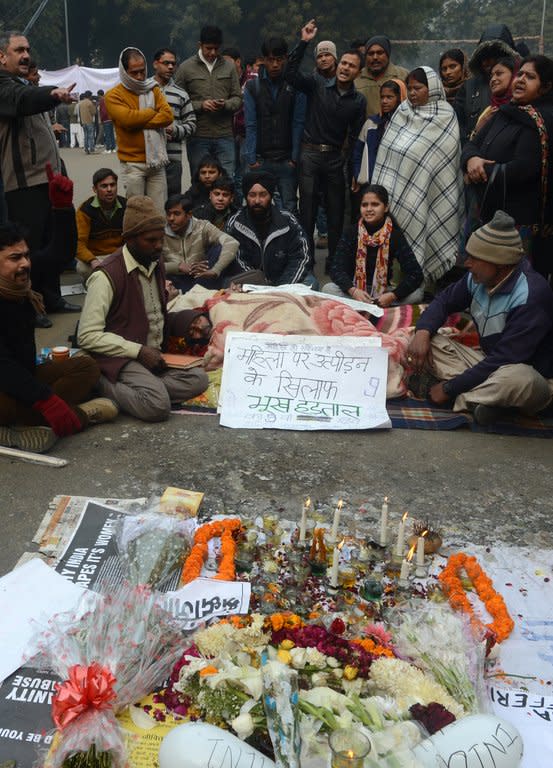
[372,66,463,284]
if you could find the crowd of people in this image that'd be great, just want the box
[1,19,553,452]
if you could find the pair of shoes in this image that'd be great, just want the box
[316,235,328,249]
[406,371,443,400]
[47,299,81,313]
[473,404,515,426]
[0,425,57,453]
[78,398,119,425]
[35,313,53,328]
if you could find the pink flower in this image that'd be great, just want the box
[362,623,393,647]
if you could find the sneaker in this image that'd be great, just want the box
[35,313,53,328]
[316,235,328,249]
[473,404,515,426]
[78,398,119,425]
[0,425,57,453]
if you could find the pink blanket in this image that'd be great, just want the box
[203,291,413,398]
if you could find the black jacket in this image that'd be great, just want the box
[285,41,366,155]
[454,25,518,142]
[244,72,297,160]
[461,101,552,226]
[330,220,423,301]
[225,205,310,285]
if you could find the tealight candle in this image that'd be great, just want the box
[379,496,389,546]
[330,499,343,541]
[329,728,371,768]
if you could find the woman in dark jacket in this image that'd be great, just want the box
[323,184,423,307]
[461,55,553,276]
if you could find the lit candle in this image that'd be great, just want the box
[330,545,340,588]
[416,530,427,567]
[399,544,416,585]
[395,511,408,557]
[299,497,310,543]
[379,496,389,546]
[330,499,343,541]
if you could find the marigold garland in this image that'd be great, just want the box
[180,518,242,585]
[438,552,514,643]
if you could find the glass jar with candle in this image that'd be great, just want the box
[329,728,371,768]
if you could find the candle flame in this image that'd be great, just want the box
[337,499,344,510]
[384,496,388,503]
[346,750,355,758]
[304,497,311,509]
[402,511,408,523]
[337,537,346,550]
[407,544,416,562]
[422,529,428,538]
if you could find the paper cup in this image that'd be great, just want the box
[51,346,70,360]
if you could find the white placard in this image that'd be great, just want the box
[160,577,251,629]
[219,332,390,430]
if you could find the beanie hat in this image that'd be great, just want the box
[365,35,391,58]
[168,309,207,338]
[242,171,277,198]
[122,195,166,238]
[466,210,523,265]
[315,41,337,61]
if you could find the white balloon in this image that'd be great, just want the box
[414,714,523,768]
[159,722,276,768]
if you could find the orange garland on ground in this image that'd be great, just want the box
[438,552,514,643]
[180,518,242,585]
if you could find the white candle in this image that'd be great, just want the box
[330,546,340,588]
[299,497,310,543]
[379,497,389,546]
[399,558,411,581]
[395,512,408,557]
[416,534,426,567]
[330,499,343,541]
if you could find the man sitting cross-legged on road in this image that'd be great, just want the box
[0,222,118,453]
[406,211,553,425]
[78,196,209,422]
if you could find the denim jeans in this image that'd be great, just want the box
[186,137,235,179]
[299,149,345,262]
[103,121,116,151]
[256,158,298,213]
[83,123,95,153]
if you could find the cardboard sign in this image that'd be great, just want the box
[219,333,390,430]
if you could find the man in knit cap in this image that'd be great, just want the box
[407,211,553,424]
[78,196,209,422]
[355,35,408,116]
[225,171,310,286]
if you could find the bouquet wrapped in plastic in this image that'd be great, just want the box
[115,511,193,589]
[33,583,184,768]
[262,658,301,768]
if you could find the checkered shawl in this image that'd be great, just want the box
[372,67,463,281]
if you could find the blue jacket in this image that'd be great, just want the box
[416,259,553,397]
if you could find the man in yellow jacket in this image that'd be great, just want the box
[106,47,173,212]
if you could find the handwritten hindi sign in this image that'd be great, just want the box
[161,578,251,630]
[219,333,390,430]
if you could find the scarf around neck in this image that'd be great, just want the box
[0,273,45,315]
[354,215,393,296]
[118,48,169,169]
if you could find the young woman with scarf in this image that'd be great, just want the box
[439,48,468,106]
[462,55,553,279]
[471,56,517,137]
[372,66,463,285]
[323,184,423,307]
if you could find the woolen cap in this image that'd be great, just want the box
[315,41,337,61]
[466,210,523,265]
[365,35,391,57]
[122,195,166,238]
